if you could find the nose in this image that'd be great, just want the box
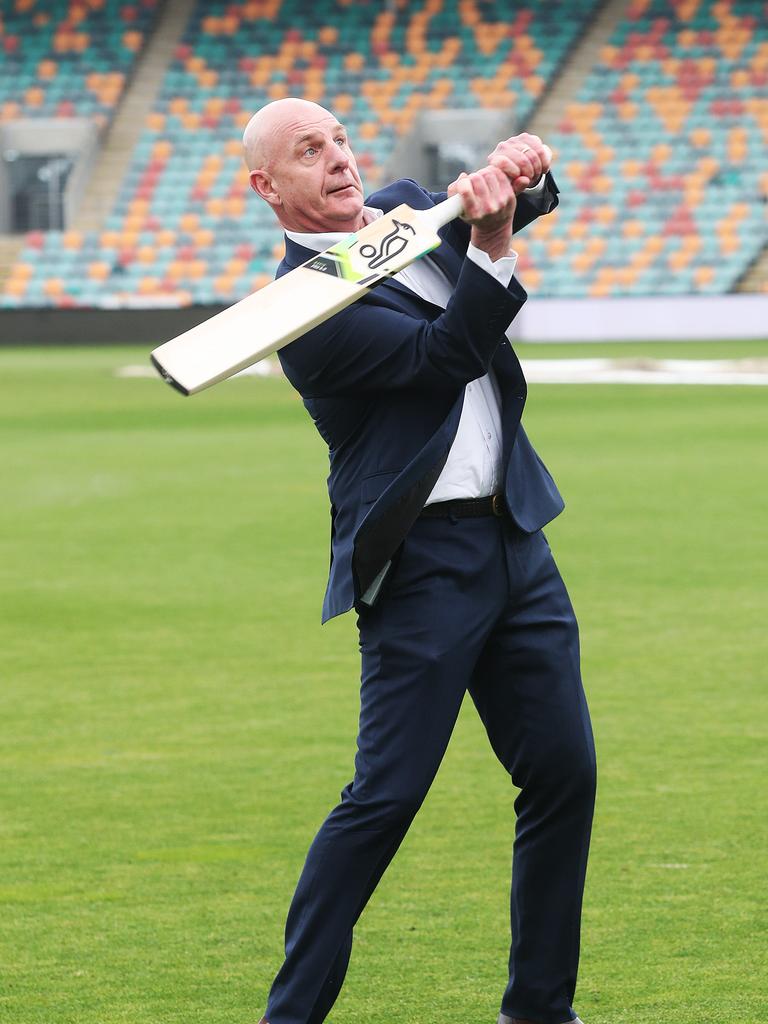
[328,144,350,173]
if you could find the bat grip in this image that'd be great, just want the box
[418,193,465,233]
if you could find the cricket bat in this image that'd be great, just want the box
[150,193,464,396]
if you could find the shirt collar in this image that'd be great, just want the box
[284,206,384,253]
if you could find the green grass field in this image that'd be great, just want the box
[1,344,767,1024]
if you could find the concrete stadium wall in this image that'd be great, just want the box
[0,304,226,346]
[509,293,768,342]
[0,293,766,347]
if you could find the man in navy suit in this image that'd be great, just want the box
[243,98,595,1024]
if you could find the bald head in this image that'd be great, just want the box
[242,98,336,174]
[242,97,365,233]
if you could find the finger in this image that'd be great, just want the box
[477,165,513,212]
[506,134,547,177]
[488,164,516,204]
[522,136,551,174]
[446,170,470,199]
[488,153,523,180]
[481,168,517,217]
[467,169,495,217]
[453,174,483,220]
[491,145,537,181]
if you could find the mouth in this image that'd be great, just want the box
[328,184,357,196]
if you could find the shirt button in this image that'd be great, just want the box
[486,432,492,439]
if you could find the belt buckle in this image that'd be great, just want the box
[491,493,504,517]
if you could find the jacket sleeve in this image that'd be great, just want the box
[278,255,526,399]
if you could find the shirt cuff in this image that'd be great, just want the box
[466,242,519,287]
[525,175,547,195]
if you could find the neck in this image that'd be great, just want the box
[277,209,370,235]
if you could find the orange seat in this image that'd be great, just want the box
[667,250,692,270]
[214,275,237,295]
[622,220,644,239]
[122,214,144,232]
[318,26,338,46]
[631,251,654,270]
[694,266,715,287]
[226,258,248,276]
[589,281,612,298]
[123,30,143,52]
[681,235,702,253]
[548,239,568,257]
[594,207,616,224]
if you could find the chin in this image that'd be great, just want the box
[330,195,363,220]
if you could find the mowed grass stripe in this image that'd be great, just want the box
[1,345,766,1024]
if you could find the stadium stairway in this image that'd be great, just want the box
[75,0,197,231]
[0,236,24,292]
[530,0,632,142]
[736,245,768,292]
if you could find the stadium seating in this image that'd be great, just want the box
[3,0,599,308]
[513,0,768,297]
[0,0,160,128]
[4,0,767,308]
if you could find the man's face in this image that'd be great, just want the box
[253,110,365,233]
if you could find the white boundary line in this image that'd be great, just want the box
[117,357,768,386]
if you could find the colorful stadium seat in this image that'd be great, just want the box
[4,0,767,307]
[3,0,599,307]
[513,0,768,297]
[0,0,160,129]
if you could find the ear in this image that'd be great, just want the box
[250,169,280,206]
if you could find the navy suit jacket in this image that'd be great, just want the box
[277,176,565,622]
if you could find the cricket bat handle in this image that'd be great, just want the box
[418,193,464,233]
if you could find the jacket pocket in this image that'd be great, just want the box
[360,470,400,505]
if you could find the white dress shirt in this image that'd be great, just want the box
[286,188,533,504]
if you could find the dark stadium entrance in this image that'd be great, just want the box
[4,152,74,232]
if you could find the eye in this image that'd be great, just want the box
[304,146,318,157]
[335,137,347,147]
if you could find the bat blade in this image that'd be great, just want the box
[150,201,454,396]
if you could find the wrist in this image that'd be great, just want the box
[470,223,513,262]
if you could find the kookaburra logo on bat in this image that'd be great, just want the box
[359,220,416,269]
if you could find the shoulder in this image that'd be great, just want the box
[365,177,440,213]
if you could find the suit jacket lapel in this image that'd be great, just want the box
[428,225,465,282]
[492,339,527,474]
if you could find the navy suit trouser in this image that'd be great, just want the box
[265,513,596,1024]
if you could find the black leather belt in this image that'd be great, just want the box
[420,493,505,518]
